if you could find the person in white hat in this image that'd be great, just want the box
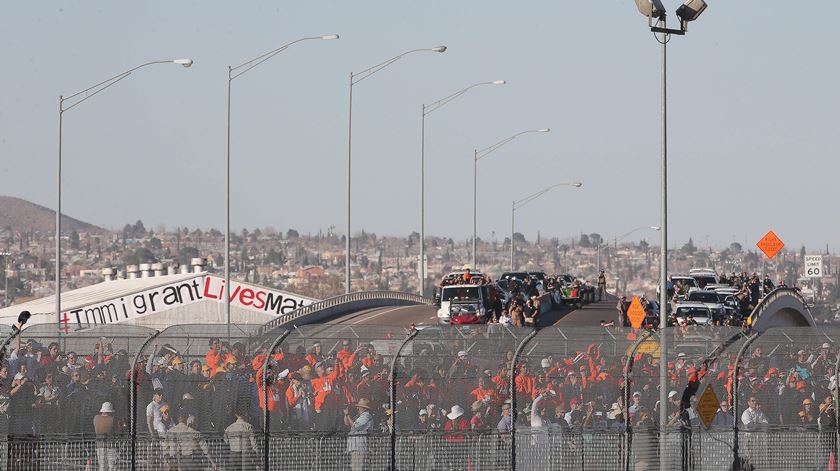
[443,404,468,469]
[344,398,373,471]
[94,402,117,470]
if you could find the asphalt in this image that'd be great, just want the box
[325,304,439,327]
[550,298,620,326]
[322,296,619,328]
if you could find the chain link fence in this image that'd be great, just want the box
[2,321,840,469]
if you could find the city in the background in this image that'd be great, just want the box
[2,210,838,322]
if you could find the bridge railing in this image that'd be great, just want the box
[3,321,840,470]
[750,286,816,328]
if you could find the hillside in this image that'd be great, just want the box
[0,195,108,233]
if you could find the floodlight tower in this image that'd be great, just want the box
[632,2,708,470]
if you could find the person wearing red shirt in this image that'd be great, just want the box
[443,405,470,469]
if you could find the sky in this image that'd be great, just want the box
[1,1,838,252]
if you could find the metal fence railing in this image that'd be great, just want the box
[2,319,840,470]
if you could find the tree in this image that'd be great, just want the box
[123,248,156,265]
[133,220,146,236]
[589,233,603,247]
[286,229,300,240]
[682,238,697,254]
[146,237,162,250]
[729,242,743,254]
[69,230,80,250]
[578,234,591,248]
[178,247,200,266]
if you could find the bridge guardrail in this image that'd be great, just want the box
[750,287,816,329]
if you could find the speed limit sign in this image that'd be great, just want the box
[805,255,823,278]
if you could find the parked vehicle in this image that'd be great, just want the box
[436,284,497,325]
[685,289,726,320]
[674,302,714,325]
[689,268,719,289]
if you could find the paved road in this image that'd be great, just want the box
[325,304,439,327]
[320,295,618,328]
[550,298,619,326]
[325,302,580,328]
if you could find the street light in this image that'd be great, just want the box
[633,2,708,468]
[472,128,550,268]
[510,182,581,271]
[346,46,447,293]
[225,35,338,342]
[57,59,192,329]
[419,79,506,295]
[1,252,11,308]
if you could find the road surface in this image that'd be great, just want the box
[322,297,616,328]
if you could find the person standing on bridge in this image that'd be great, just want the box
[616,296,627,327]
[597,270,607,301]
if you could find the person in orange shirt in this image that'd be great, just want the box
[336,340,360,370]
[515,363,535,398]
[285,373,310,430]
[469,376,497,404]
[305,342,323,367]
[205,338,223,376]
[311,360,346,429]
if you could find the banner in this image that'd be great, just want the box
[60,275,316,331]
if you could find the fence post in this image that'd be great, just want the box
[129,329,162,471]
[389,328,418,470]
[731,332,758,471]
[624,329,655,471]
[510,328,538,471]
[262,329,291,471]
[834,347,840,470]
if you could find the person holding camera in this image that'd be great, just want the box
[344,398,373,471]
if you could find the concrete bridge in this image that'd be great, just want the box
[263,287,817,332]
[747,287,816,331]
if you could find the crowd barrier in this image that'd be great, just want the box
[2,317,839,470]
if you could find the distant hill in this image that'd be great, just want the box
[0,196,108,233]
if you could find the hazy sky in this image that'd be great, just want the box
[2,2,838,252]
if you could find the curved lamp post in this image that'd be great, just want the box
[511,182,582,270]
[225,34,338,342]
[345,46,447,293]
[472,128,550,269]
[419,79,505,295]
[57,58,192,330]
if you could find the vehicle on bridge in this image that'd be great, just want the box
[656,274,698,301]
[436,283,497,325]
[688,267,719,288]
[674,302,714,325]
[685,289,727,321]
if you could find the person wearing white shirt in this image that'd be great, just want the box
[741,397,769,430]
[740,396,769,464]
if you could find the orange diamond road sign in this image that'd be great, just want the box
[756,230,784,259]
[627,295,646,330]
[697,384,720,430]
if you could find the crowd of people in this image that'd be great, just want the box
[0,268,836,469]
[436,269,596,328]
